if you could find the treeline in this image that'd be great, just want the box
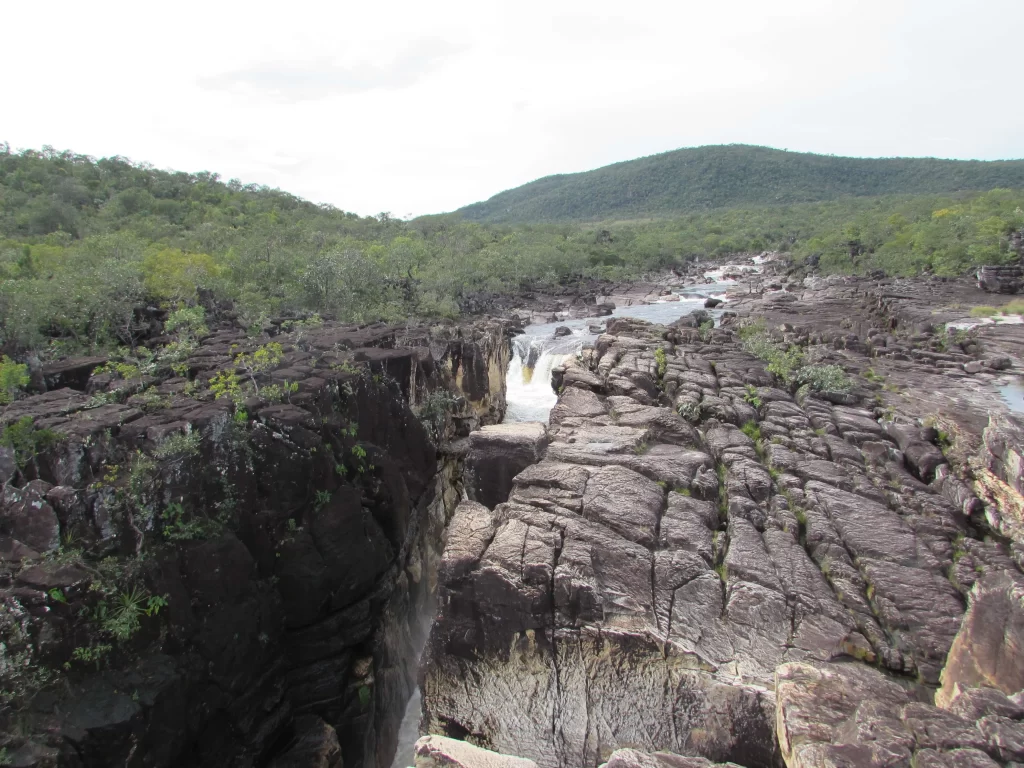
[1,146,1022,357]
[620,189,1024,275]
[457,144,1024,223]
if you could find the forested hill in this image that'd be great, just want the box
[2,144,1023,357]
[455,145,1024,223]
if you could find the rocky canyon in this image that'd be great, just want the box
[3,260,1024,768]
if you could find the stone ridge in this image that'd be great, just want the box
[0,318,511,768]
[423,313,1024,767]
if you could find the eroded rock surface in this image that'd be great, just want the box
[0,318,512,768]
[424,301,1024,768]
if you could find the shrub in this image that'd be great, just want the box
[0,417,62,468]
[740,420,762,442]
[793,364,851,393]
[654,348,667,379]
[164,305,208,337]
[742,384,762,408]
[0,356,29,404]
[418,389,458,440]
[677,400,701,422]
[1002,299,1024,315]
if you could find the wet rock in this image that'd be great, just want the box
[554,326,572,338]
[0,316,516,768]
[704,298,723,308]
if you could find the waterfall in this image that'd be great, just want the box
[505,333,584,423]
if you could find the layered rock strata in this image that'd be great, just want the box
[0,319,511,767]
[423,313,1024,767]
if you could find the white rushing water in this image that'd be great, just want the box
[504,269,750,424]
[388,260,767,768]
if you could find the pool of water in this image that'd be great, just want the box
[999,381,1024,414]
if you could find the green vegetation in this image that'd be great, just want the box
[742,384,763,408]
[971,299,1024,317]
[1,146,1023,360]
[677,400,702,423]
[0,417,62,468]
[740,420,762,443]
[737,323,851,395]
[0,356,29,404]
[457,144,1024,223]
[654,347,667,380]
[417,389,457,440]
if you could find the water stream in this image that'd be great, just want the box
[389,261,763,767]
[504,274,744,424]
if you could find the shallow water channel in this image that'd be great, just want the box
[388,264,760,767]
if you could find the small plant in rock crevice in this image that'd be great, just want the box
[677,400,701,423]
[0,416,62,469]
[740,420,762,443]
[742,384,762,409]
[313,489,332,511]
[417,389,458,441]
[653,348,667,381]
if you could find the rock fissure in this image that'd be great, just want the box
[420,270,1024,768]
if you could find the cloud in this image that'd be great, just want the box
[199,37,468,103]
[549,14,650,41]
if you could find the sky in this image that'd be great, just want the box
[3,0,1023,218]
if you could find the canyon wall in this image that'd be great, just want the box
[0,319,511,768]
[423,289,1024,767]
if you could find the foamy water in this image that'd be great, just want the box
[504,271,747,423]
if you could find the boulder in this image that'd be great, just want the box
[554,326,572,338]
[704,297,723,308]
[414,735,537,768]
[977,265,1023,294]
[937,571,1024,707]
[269,716,342,768]
[600,749,741,768]
[466,423,548,509]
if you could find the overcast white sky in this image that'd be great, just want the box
[3,0,1022,218]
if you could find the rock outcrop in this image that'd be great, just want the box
[423,306,1024,767]
[978,265,1023,294]
[465,423,548,509]
[0,319,511,768]
[413,735,538,768]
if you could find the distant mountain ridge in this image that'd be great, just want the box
[454,145,1024,223]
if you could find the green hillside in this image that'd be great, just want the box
[456,145,1024,223]
[1,145,1022,357]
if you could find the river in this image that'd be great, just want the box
[389,260,761,767]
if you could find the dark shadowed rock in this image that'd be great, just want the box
[268,716,342,768]
[466,423,547,509]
